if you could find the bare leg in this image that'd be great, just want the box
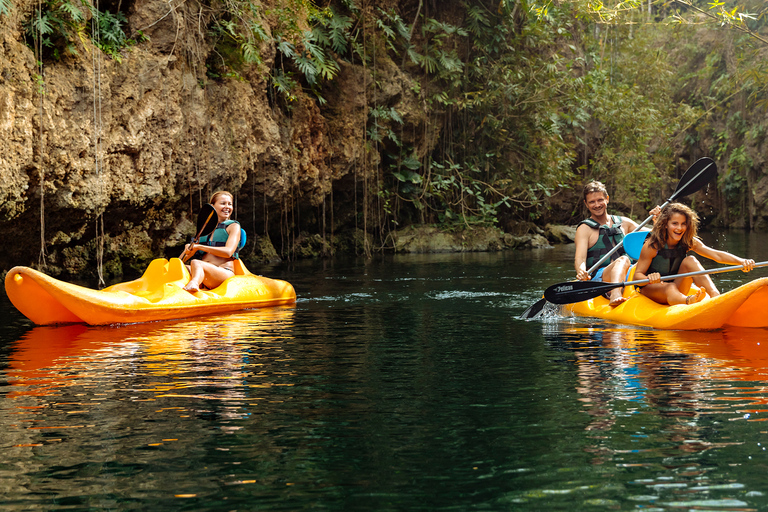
[602,256,631,306]
[184,260,206,292]
[680,255,720,297]
[641,282,689,305]
[640,255,716,305]
[184,260,235,293]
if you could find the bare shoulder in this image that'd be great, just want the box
[575,222,594,237]
[690,236,708,252]
[620,216,639,232]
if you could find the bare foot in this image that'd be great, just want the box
[609,295,629,307]
[685,288,707,305]
[183,282,200,293]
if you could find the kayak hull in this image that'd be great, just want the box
[564,277,768,330]
[5,258,296,326]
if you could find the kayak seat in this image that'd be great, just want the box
[102,259,189,303]
[165,257,190,281]
[232,259,252,276]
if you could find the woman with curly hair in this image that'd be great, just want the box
[634,202,754,305]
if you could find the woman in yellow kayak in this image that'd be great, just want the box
[181,191,243,293]
[634,202,755,305]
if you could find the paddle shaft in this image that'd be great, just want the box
[586,160,716,275]
[545,261,766,304]
[181,209,216,263]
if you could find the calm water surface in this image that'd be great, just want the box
[2,231,768,510]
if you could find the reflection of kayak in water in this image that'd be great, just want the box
[7,307,295,397]
[565,277,768,330]
[5,258,296,326]
[560,325,768,383]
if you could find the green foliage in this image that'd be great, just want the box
[26,0,86,59]
[376,8,411,60]
[24,0,136,62]
[429,2,579,218]
[95,10,131,62]
[207,1,353,105]
[425,161,511,227]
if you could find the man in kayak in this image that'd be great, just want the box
[574,181,659,306]
[181,190,244,293]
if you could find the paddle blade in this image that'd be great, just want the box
[671,157,717,200]
[544,280,622,305]
[623,231,649,261]
[196,204,217,239]
[520,298,548,319]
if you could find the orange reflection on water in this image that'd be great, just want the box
[5,307,296,417]
[557,325,768,467]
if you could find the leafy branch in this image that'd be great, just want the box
[669,0,767,46]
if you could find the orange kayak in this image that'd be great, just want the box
[5,258,296,325]
[565,277,768,330]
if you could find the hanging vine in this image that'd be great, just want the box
[92,0,106,287]
[34,0,47,268]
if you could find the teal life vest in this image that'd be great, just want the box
[648,243,688,276]
[198,220,246,260]
[578,215,626,270]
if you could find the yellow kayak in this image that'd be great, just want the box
[5,258,296,326]
[565,277,768,330]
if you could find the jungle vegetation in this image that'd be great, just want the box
[201,0,768,239]
[13,0,768,256]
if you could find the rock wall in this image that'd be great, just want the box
[0,0,428,277]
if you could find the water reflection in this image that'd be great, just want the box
[537,323,768,508]
[1,308,296,497]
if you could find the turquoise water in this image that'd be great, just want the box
[2,232,768,510]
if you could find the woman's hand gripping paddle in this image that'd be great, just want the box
[180,204,218,263]
[519,157,718,319]
[543,260,767,305]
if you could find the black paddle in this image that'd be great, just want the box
[543,260,766,304]
[520,157,718,319]
[180,204,218,263]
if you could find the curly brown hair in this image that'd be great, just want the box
[647,202,699,251]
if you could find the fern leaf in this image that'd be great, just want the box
[32,13,53,36]
[311,26,330,48]
[242,41,262,64]
[389,108,403,124]
[0,0,12,17]
[277,40,295,58]
[59,1,85,23]
[294,55,317,84]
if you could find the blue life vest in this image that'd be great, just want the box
[198,220,246,259]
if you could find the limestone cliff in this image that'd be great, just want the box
[0,0,428,278]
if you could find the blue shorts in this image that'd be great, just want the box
[591,268,606,281]
[592,265,634,282]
